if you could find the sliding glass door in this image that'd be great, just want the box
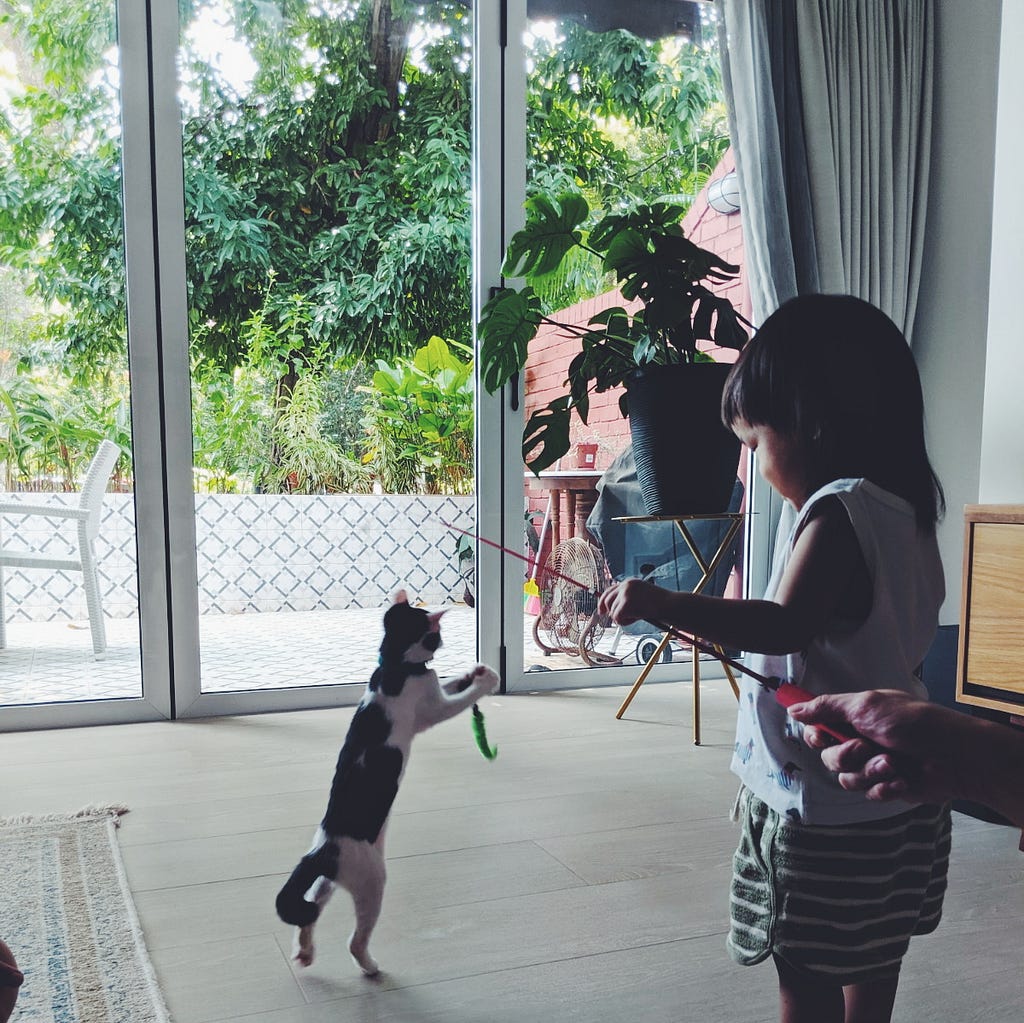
[0,0,167,727]
[494,1,754,695]
[165,1,481,715]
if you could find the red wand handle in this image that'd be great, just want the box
[773,682,857,744]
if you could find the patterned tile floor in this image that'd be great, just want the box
[0,604,631,707]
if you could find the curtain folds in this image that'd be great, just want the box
[718,0,933,342]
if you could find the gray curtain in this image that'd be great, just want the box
[718,0,934,342]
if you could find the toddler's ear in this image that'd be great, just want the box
[392,588,409,605]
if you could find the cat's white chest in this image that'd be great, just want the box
[375,669,439,745]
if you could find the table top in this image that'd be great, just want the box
[526,469,603,489]
[615,512,748,523]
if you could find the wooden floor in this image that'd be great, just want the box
[2,682,1022,1023]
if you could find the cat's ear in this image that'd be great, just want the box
[392,588,409,605]
[427,609,447,629]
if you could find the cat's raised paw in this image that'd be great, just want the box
[473,665,500,694]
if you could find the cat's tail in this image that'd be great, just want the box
[275,843,338,927]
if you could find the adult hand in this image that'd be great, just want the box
[787,689,965,806]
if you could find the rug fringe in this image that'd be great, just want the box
[0,804,129,827]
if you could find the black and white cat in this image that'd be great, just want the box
[275,589,500,976]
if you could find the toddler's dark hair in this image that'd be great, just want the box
[721,294,944,529]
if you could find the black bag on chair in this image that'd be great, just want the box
[586,444,744,637]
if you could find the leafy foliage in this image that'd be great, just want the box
[0,0,730,493]
[360,335,474,495]
[479,193,752,473]
[0,353,129,489]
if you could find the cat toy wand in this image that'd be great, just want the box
[443,522,855,745]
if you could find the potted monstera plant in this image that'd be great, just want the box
[478,192,753,515]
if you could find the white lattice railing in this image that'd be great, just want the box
[0,492,475,623]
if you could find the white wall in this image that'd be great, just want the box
[914,0,1003,624]
[979,1,1024,505]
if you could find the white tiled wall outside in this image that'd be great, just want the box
[0,493,474,622]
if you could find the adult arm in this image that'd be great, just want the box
[788,690,1024,827]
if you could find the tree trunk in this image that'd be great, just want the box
[265,367,299,493]
[345,0,409,152]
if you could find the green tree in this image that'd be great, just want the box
[0,0,728,490]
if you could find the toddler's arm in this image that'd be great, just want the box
[598,497,868,655]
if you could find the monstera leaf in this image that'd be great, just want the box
[501,192,590,278]
[523,397,573,474]
[478,287,543,392]
[589,202,687,248]
[477,187,753,475]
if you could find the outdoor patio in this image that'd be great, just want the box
[0,603,630,708]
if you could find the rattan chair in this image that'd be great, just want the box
[0,440,121,657]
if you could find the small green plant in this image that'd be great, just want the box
[0,368,120,490]
[360,336,474,495]
[190,366,272,493]
[265,373,371,494]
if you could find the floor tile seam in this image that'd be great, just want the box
[392,863,705,912]
[120,811,721,854]
[111,802,735,847]
[128,858,701,902]
[163,931,731,1023]
[391,807,730,841]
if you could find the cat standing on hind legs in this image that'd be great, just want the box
[275,589,500,977]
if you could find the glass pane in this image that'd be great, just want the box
[177,0,476,694]
[517,5,750,678]
[0,0,144,706]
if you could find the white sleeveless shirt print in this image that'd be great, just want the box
[730,479,945,825]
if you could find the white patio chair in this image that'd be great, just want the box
[0,439,121,657]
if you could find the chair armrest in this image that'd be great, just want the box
[0,501,89,520]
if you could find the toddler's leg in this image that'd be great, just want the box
[843,976,899,1023]
[774,954,844,1023]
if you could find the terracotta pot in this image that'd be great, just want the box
[575,442,598,469]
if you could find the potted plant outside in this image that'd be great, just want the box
[478,192,754,514]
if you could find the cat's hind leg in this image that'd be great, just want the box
[338,839,386,977]
[348,876,384,977]
[292,876,335,967]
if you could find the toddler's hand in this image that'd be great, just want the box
[472,664,501,695]
[597,578,664,626]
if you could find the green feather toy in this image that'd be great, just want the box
[471,703,498,760]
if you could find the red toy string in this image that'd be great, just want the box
[443,520,854,743]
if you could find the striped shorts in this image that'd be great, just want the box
[728,789,952,985]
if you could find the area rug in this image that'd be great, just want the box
[0,806,171,1022]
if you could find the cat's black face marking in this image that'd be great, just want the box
[378,600,435,663]
[371,598,442,695]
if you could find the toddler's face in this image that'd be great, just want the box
[731,419,812,507]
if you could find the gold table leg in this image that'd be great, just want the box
[614,515,745,744]
[692,638,701,745]
[615,631,672,718]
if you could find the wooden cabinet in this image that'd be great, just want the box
[957,505,1024,715]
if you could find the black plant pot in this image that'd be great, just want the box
[626,362,741,516]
